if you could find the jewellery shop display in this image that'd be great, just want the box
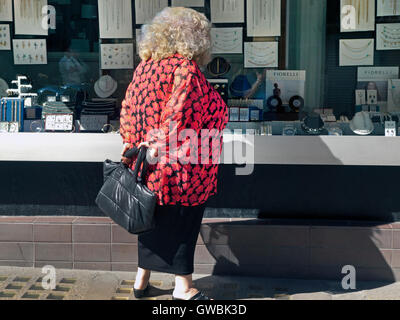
[244,42,278,68]
[377,0,400,17]
[339,39,374,66]
[207,57,231,77]
[341,0,375,32]
[0,24,10,51]
[247,0,281,37]
[211,27,243,54]
[12,39,47,65]
[377,24,400,50]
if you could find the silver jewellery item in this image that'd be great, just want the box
[30,120,43,132]
[0,122,9,133]
[8,122,19,133]
[101,123,115,133]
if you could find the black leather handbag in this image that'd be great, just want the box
[95,147,157,235]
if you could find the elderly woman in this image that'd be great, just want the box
[119,7,228,300]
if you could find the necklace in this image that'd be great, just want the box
[342,40,372,52]
[379,35,400,47]
[342,52,371,60]
[247,58,276,67]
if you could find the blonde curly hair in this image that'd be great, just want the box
[138,7,212,66]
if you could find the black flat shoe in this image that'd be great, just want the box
[134,285,150,299]
[172,291,210,301]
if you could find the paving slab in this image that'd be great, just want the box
[0,267,399,300]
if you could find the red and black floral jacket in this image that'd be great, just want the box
[120,54,229,206]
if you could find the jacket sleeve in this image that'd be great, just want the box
[120,82,134,145]
[148,65,202,152]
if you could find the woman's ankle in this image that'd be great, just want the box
[134,269,151,290]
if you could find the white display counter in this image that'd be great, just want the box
[1,133,400,166]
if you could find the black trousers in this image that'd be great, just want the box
[138,203,207,275]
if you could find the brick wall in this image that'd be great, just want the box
[0,216,399,282]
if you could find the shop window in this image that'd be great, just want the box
[0,0,399,136]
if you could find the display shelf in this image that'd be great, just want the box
[0,133,399,166]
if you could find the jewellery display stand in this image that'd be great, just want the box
[339,39,374,66]
[377,23,400,50]
[244,42,278,68]
[341,0,375,32]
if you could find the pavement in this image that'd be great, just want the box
[0,266,399,300]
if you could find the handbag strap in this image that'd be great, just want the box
[132,147,149,183]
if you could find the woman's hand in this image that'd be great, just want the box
[138,141,158,158]
[121,143,133,166]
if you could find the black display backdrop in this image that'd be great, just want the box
[325,0,400,118]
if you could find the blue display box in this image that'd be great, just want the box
[0,98,25,132]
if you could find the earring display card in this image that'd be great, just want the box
[211,28,243,54]
[172,0,204,7]
[229,107,240,122]
[244,42,278,68]
[367,90,378,104]
[98,0,133,39]
[339,39,374,66]
[14,0,48,36]
[13,39,47,65]
[210,0,245,23]
[355,89,366,105]
[135,0,168,25]
[247,0,281,37]
[377,24,400,50]
[0,0,13,21]
[0,24,11,50]
[101,43,134,70]
[377,0,400,16]
[388,79,400,112]
[45,114,74,132]
[341,0,375,32]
